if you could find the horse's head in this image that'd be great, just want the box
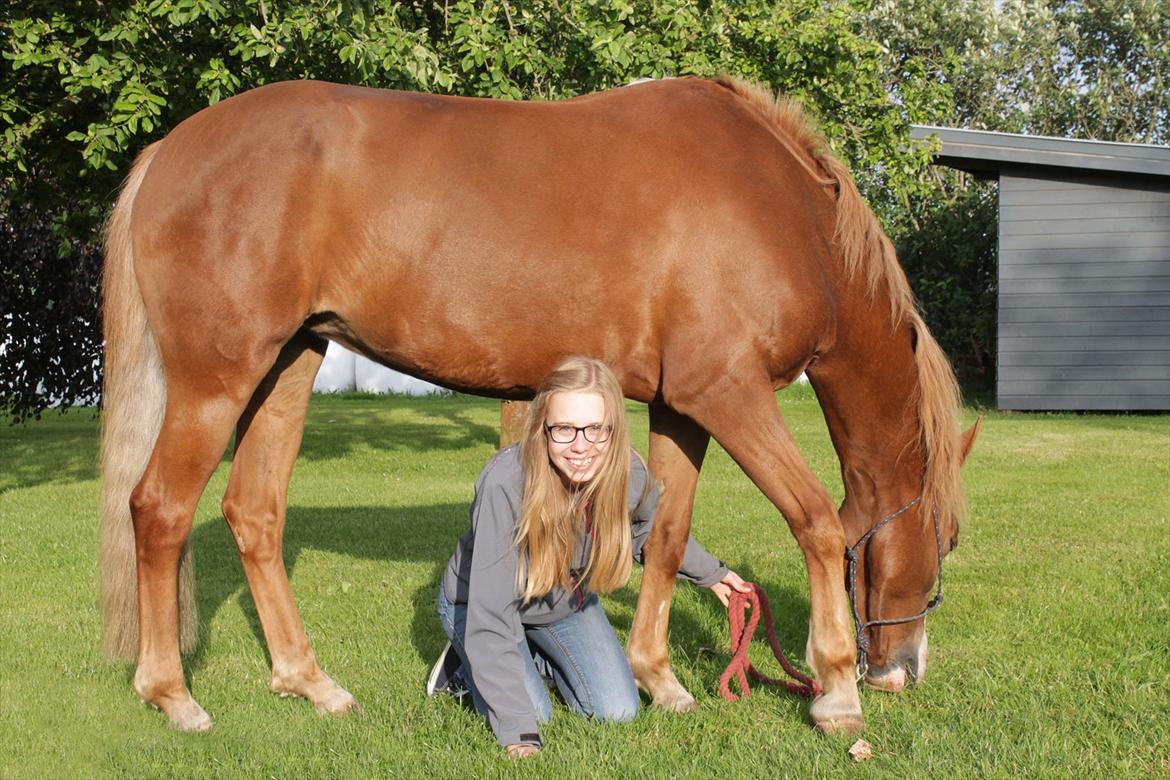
[847,417,982,692]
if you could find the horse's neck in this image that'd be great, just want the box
[808,315,924,539]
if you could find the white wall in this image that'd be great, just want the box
[312,341,444,395]
[311,341,807,395]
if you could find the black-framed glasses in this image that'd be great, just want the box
[545,423,611,444]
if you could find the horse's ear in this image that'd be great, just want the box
[959,416,983,466]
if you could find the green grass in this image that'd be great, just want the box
[1,389,1167,778]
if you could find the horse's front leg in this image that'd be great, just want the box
[221,333,357,715]
[686,381,863,734]
[627,404,710,711]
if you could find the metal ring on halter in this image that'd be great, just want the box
[844,495,945,679]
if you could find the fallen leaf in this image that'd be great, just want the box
[848,739,873,762]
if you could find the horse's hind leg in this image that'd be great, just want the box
[628,404,709,711]
[220,332,356,715]
[131,376,263,731]
[682,379,863,734]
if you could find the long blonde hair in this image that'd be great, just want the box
[515,357,633,602]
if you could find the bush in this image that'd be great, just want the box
[1,182,103,421]
[896,174,998,380]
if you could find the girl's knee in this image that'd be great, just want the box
[598,707,637,724]
[590,690,640,723]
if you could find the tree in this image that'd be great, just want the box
[4,0,933,421]
[863,0,1167,379]
[868,0,1167,142]
[8,1,1162,417]
[1,180,103,420]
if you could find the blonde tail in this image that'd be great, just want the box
[99,142,197,660]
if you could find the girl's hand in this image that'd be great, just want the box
[506,743,541,759]
[709,570,753,608]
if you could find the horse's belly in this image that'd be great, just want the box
[309,261,662,399]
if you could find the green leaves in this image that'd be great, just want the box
[55,77,168,171]
[862,0,1167,376]
[1,0,918,195]
[196,58,241,105]
[0,0,923,418]
[146,0,230,26]
[5,0,1161,414]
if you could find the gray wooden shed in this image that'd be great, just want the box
[909,126,1170,411]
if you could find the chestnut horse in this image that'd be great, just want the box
[100,76,979,734]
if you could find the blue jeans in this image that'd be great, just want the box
[437,584,640,728]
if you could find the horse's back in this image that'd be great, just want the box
[129,78,840,397]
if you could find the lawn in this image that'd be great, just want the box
[1,388,1167,778]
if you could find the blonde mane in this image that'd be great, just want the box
[715,75,967,533]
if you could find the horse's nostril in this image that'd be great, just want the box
[864,663,907,693]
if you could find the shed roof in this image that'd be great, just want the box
[909,125,1170,180]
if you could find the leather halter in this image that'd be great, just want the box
[844,495,945,679]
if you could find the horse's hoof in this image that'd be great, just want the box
[272,672,359,716]
[313,686,359,716]
[814,715,864,736]
[166,698,213,733]
[650,689,697,713]
[136,674,213,733]
[810,690,864,736]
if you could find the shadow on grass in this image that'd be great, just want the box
[187,503,465,676]
[0,396,500,493]
[299,396,501,462]
[0,409,101,494]
[186,502,812,715]
[602,569,812,708]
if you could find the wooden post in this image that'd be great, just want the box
[500,400,530,448]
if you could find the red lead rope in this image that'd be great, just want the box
[719,583,822,701]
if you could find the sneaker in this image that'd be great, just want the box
[425,641,466,697]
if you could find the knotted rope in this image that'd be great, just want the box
[719,583,822,701]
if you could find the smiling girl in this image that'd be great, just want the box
[430,356,748,757]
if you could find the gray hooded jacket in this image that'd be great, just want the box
[442,444,727,747]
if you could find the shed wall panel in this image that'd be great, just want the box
[997,173,1170,410]
[1001,216,1162,236]
[1000,188,1163,206]
[1000,320,1170,338]
[1002,201,1169,221]
[1006,276,1170,294]
[1002,365,1170,381]
[995,171,1170,192]
[998,306,1169,323]
[999,292,1168,308]
[999,335,1167,352]
[998,350,1169,367]
[997,395,1170,410]
[999,247,1168,265]
[1001,232,1167,251]
[1000,261,1168,279]
[1000,379,1169,395]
